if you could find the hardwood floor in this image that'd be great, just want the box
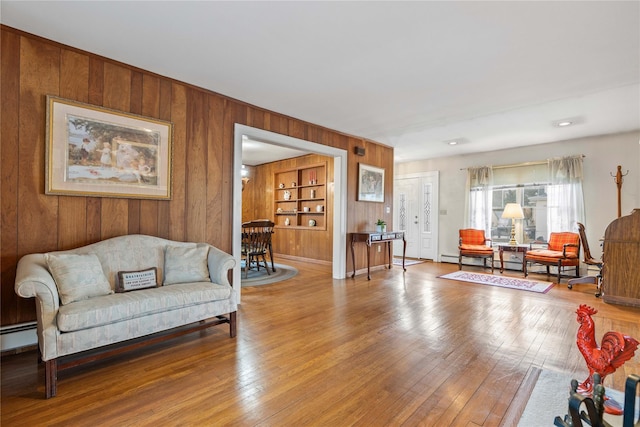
[2,260,639,426]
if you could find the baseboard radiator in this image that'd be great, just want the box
[1,322,37,353]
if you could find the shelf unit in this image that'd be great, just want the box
[274,162,326,230]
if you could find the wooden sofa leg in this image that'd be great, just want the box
[45,359,57,399]
[229,311,237,338]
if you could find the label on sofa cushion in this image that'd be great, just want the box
[116,267,158,293]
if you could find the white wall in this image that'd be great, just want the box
[395,131,640,260]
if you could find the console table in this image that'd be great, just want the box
[350,231,406,280]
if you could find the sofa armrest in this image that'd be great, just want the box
[207,245,236,288]
[15,254,60,310]
[15,253,61,360]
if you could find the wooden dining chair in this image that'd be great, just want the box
[241,220,275,278]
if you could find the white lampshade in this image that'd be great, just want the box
[501,203,525,220]
[501,203,524,245]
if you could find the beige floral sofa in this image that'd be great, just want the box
[14,234,237,398]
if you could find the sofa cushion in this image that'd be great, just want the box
[91,242,165,289]
[164,245,210,285]
[56,281,231,332]
[45,253,113,305]
[45,253,112,304]
[116,267,158,293]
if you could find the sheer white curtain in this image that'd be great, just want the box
[465,166,493,231]
[547,156,585,232]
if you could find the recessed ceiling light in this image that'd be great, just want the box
[443,137,467,146]
[552,117,583,128]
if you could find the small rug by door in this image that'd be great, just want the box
[439,271,554,293]
[241,263,298,287]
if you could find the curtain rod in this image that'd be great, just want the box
[460,154,586,171]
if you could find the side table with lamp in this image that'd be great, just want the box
[499,203,527,273]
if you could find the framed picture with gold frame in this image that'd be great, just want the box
[45,95,173,200]
[357,163,385,202]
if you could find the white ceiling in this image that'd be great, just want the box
[242,136,310,166]
[2,1,639,164]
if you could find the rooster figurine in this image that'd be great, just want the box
[575,304,639,396]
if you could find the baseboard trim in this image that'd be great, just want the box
[274,253,331,266]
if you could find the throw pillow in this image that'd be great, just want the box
[163,245,210,285]
[45,253,112,305]
[116,267,158,293]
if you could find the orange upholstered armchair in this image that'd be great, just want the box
[458,229,494,273]
[524,232,580,283]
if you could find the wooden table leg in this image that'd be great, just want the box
[350,238,356,278]
[402,236,407,271]
[366,242,371,280]
[499,246,505,273]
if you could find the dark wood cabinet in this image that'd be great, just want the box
[602,209,640,307]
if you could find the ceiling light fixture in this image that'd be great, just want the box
[552,117,583,128]
[443,138,466,146]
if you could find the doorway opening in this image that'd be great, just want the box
[233,125,348,302]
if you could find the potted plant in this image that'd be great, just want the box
[376,219,386,233]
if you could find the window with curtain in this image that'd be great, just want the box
[467,156,585,244]
[465,166,493,232]
[547,156,586,233]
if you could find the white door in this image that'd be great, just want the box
[394,178,421,258]
[394,172,439,261]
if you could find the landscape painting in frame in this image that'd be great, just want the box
[46,96,173,199]
[357,163,385,202]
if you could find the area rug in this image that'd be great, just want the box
[515,368,638,427]
[240,263,298,287]
[393,258,425,266]
[439,271,554,293]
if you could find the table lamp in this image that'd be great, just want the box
[502,203,525,246]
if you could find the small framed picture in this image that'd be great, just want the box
[357,163,385,203]
[45,96,173,200]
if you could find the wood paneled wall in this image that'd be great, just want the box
[0,26,394,327]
